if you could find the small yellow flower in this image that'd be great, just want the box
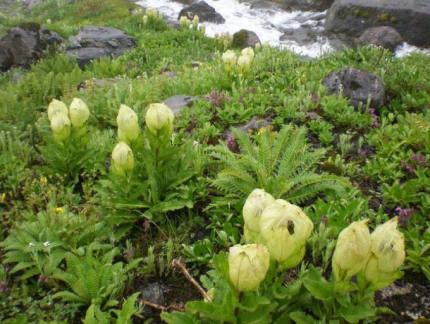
[55,207,64,214]
[40,177,48,185]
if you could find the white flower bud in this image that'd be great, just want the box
[69,98,90,128]
[111,142,135,175]
[241,47,255,60]
[179,16,190,29]
[243,189,275,242]
[145,103,174,135]
[222,50,237,71]
[117,104,140,143]
[228,244,270,292]
[237,54,253,74]
[332,220,371,281]
[50,112,71,142]
[364,217,405,288]
[260,199,313,267]
[48,99,68,121]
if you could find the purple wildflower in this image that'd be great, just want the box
[400,160,415,174]
[395,207,414,227]
[411,153,427,167]
[206,90,227,108]
[369,108,380,128]
[227,135,239,153]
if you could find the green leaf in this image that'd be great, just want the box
[302,267,334,301]
[289,311,315,324]
[161,312,201,324]
[337,304,376,323]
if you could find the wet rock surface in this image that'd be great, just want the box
[178,1,225,24]
[232,29,261,49]
[0,23,63,72]
[322,68,385,109]
[280,0,335,11]
[326,0,430,47]
[356,26,403,52]
[66,26,136,68]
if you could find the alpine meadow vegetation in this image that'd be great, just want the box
[0,0,430,323]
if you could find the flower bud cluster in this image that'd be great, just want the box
[222,47,255,74]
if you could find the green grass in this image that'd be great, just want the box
[1,0,430,322]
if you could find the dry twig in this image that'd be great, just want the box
[172,258,212,302]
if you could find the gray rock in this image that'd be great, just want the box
[356,26,403,52]
[66,26,135,68]
[164,95,197,115]
[322,68,385,109]
[141,282,166,315]
[178,1,225,24]
[0,23,63,72]
[280,0,335,11]
[232,30,261,49]
[326,0,430,47]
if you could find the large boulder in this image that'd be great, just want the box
[178,1,225,24]
[232,30,261,49]
[66,26,136,68]
[356,26,403,52]
[0,23,62,72]
[325,0,430,47]
[322,68,385,109]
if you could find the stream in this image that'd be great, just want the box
[137,0,429,58]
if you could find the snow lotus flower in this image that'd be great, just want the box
[332,220,371,281]
[241,47,255,60]
[111,142,134,175]
[117,104,140,143]
[69,98,90,128]
[243,189,275,243]
[228,244,270,292]
[222,50,237,71]
[192,15,199,29]
[364,217,405,289]
[145,103,174,136]
[50,112,71,142]
[179,16,191,29]
[47,99,68,121]
[237,54,253,74]
[260,199,313,268]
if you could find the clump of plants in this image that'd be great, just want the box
[162,190,406,323]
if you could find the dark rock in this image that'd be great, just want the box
[326,0,430,47]
[356,26,403,52]
[232,30,261,49]
[0,23,63,72]
[66,26,136,68]
[164,95,197,115]
[223,117,272,139]
[178,1,225,24]
[281,0,335,11]
[141,282,166,315]
[322,68,385,109]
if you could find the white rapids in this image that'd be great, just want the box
[137,0,430,58]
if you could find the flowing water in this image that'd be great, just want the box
[137,0,429,58]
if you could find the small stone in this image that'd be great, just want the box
[163,95,197,115]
